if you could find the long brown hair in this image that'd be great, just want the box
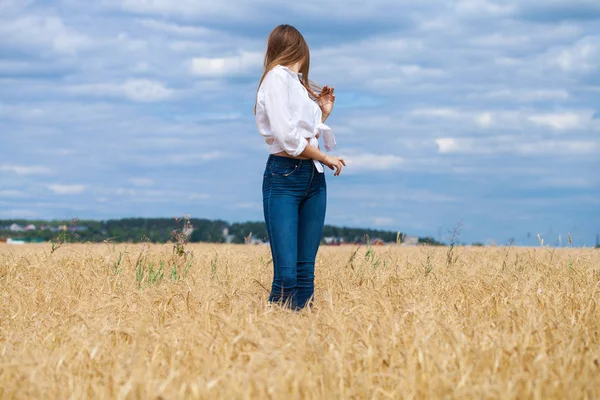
[254,24,320,113]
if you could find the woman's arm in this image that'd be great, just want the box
[299,143,346,176]
[299,143,326,163]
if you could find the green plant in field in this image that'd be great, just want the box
[172,214,192,258]
[171,262,178,281]
[135,254,145,289]
[501,239,514,271]
[50,218,80,254]
[183,255,193,276]
[445,220,462,268]
[346,246,360,270]
[566,233,575,272]
[113,251,125,275]
[170,214,194,279]
[171,254,193,280]
[423,252,433,276]
[147,261,165,285]
[364,235,381,268]
[130,215,196,288]
[397,232,404,245]
[211,253,218,278]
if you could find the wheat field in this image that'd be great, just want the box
[1,243,599,399]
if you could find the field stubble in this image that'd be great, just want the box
[0,243,599,399]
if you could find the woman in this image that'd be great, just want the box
[255,24,346,310]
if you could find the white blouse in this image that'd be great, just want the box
[255,65,336,173]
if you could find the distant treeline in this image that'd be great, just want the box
[0,218,442,245]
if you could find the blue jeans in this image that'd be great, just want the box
[262,155,327,310]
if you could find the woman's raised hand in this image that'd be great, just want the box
[318,85,335,120]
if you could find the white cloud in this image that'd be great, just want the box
[0,190,27,198]
[342,153,404,170]
[0,103,46,120]
[115,0,434,20]
[199,151,225,161]
[47,184,86,195]
[123,79,173,102]
[119,0,242,17]
[436,138,460,154]
[189,51,262,77]
[476,112,493,128]
[189,193,210,200]
[470,24,581,49]
[370,64,447,88]
[436,137,599,155]
[234,202,261,210]
[537,177,594,188]
[332,187,457,203]
[372,217,394,226]
[135,19,217,36]
[455,0,515,17]
[0,209,39,218]
[0,15,90,54]
[114,188,136,196]
[67,79,173,102]
[131,178,153,187]
[0,164,51,175]
[398,65,446,78]
[516,140,598,155]
[553,35,599,73]
[131,62,151,73]
[0,0,34,13]
[528,112,585,130]
[480,89,570,102]
[411,108,461,118]
[114,32,148,51]
[137,151,227,165]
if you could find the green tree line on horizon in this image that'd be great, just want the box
[0,218,442,245]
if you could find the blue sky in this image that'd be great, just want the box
[1,0,599,246]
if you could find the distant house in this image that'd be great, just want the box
[9,223,23,232]
[402,236,419,246]
[224,234,235,244]
[324,236,342,245]
[247,237,266,245]
[24,224,36,231]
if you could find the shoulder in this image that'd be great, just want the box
[262,65,296,87]
[270,65,297,78]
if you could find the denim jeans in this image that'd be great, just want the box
[262,155,327,310]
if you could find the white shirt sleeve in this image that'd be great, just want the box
[262,71,308,157]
